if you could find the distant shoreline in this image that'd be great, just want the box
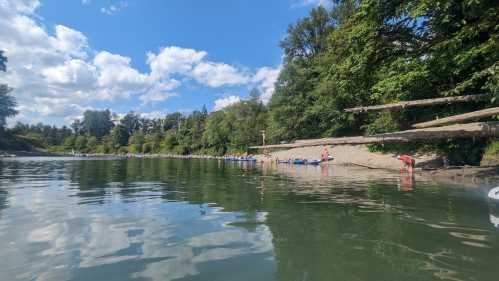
[2,149,498,187]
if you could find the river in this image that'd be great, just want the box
[0,157,498,281]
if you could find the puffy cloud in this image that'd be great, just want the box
[139,91,178,105]
[139,79,179,105]
[51,25,89,58]
[0,0,281,125]
[147,46,207,79]
[33,97,88,118]
[42,59,97,87]
[253,66,281,104]
[93,51,148,92]
[191,62,250,87]
[213,95,241,111]
[0,0,40,14]
[147,46,251,87]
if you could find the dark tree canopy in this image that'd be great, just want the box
[0,51,17,130]
[280,6,336,60]
[82,109,114,139]
[0,51,6,72]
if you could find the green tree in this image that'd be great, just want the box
[0,51,17,131]
[128,132,145,153]
[202,111,230,155]
[87,136,98,150]
[82,110,114,139]
[121,112,142,135]
[75,135,88,152]
[112,124,130,147]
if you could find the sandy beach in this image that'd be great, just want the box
[255,145,441,170]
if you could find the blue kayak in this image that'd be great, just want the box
[308,160,321,165]
[293,159,306,165]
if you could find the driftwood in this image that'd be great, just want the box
[413,107,499,128]
[344,94,489,113]
[250,122,499,149]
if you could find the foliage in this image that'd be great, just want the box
[2,1,498,165]
[81,110,114,139]
[482,140,499,165]
[128,132,145,153]
[112,124,130,147]
[265,0,499,164]
[0,51,17,131]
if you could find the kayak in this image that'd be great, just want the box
[293,159,306,165]
[277,160,291,164]
[308,160,321,165]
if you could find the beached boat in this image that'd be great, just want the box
[293,159,307,165]
[307,160,322,165]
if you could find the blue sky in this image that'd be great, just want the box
[0,0,324,125]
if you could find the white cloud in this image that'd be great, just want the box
[0,0,40,14]
[93,51,148,92]
[147,46,251,87]
[0,0,281,125]
[42,59,97,87]
[139,79,179,105]
[213,95,241,111]
[139,91,178,105]
[51,25,89,58]
[296,0,331,7]
[253,66,281,104]
[191,62,250,87]
[147,46,207,79]
[100,1,128,15]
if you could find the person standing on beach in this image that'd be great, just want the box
[321,147,329,162]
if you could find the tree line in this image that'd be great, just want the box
[0,89,266,156]
[1,0,498,164]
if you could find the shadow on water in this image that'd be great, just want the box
[0,157,498,281]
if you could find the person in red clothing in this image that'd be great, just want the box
[321,147,329,162]
[397,154,415,173]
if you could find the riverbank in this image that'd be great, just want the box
[255,145,442,170]
[255,145,499,187]
[0,150,63,157]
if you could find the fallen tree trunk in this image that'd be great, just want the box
[413,107,499,128]
[250,122,499,149]
[344,94,489,113]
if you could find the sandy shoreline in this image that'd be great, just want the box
[255,145,441,170]
[255,145,499,187]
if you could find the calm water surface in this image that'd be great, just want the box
[0,157,498,281]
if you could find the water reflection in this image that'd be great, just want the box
[0,158,498,281]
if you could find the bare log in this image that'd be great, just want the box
[344,94,489,113]
[413,107,499,128]
[250,122,499,149]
